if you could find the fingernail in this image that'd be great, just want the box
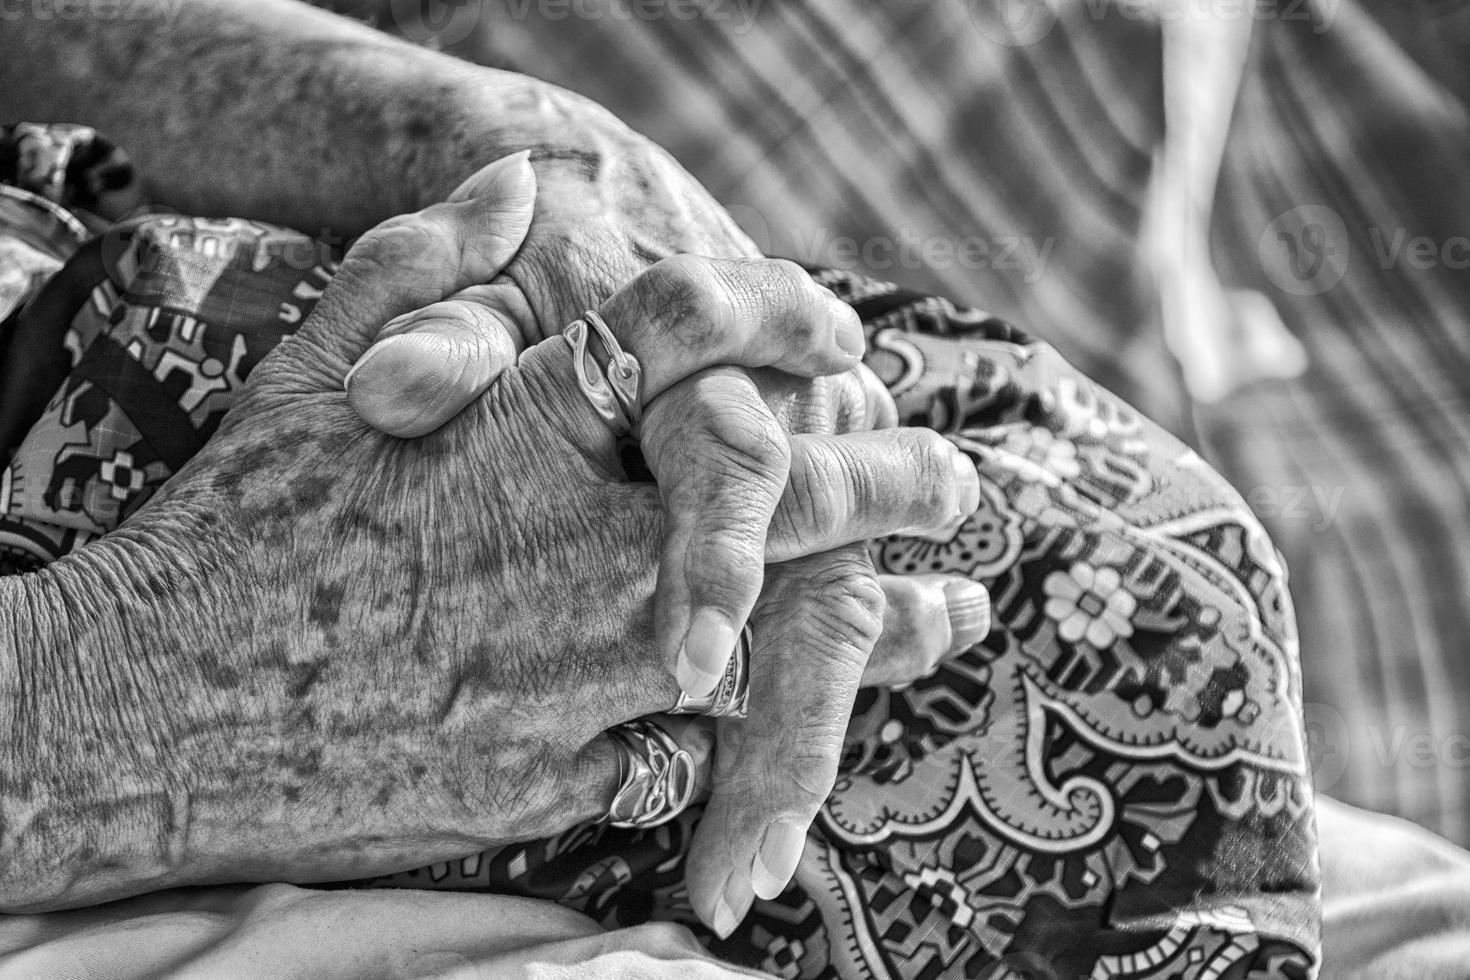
[832,301,865,358]
[677,608,736,699]
[943,579,991,651]
[752,819,806,900]
[459,149,534,200]
[344,335,404,392]
[712,873,754,939]
[951,448,980,519]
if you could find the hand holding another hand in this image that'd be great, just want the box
[342,158,992,934]
[2,160,988,918]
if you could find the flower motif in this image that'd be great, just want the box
[997,425,1080,484]
[98,449,145,501]
[1043,562,1137,649]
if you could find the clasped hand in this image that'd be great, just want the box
[35,155,989,936]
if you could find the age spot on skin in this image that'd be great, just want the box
[309,582,347,628]
[288,472,338,513]
[200,661,241,690]
[287,659,326,700]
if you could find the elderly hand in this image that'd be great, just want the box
[343,157,992,935]
[0,174,983,914]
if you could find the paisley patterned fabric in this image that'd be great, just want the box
[0,124,1320,979]
[371,274,1322,979]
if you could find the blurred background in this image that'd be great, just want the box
[320,0,1470,845]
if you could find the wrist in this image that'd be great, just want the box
[0,539,212,910]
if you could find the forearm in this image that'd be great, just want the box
[0,549,198,911]
[0,0,612,234]
[0,529,506,912]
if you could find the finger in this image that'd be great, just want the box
[342,152,538,434]
[637,364,876,702]
[635,380,983,701]
[513,255,872,452]
[765,429,983,562]
[639,370,790,699]
[300,151,537,366]
[861,574,991,689]
[564,715,718,827]
[749,368,876,437]
[685,548,884,937]
[344,292,523,437]
[597,254,866,402]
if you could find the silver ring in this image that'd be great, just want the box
[565,309,642,433]
[670,624,751,719]
[605,719,696,829]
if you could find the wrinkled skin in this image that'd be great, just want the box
[2,189,989,915]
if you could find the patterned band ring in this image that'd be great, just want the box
[670,624,751,719]
[565,309,643,434]
[604,719,697,829]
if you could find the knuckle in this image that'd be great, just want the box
[700,402,792,480]
[766,257,818,299]
[649,253,716,295]
[440,735,562,833]
[634,254,729,335]
[709,256,820,347]
[763,258,824,332]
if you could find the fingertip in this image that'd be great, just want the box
[346,332,484,438]
[827,292,865,360]
[713,871,755,939]
[865,575,951,688]
[677,608,737,700]
[941,577,991,651]
[490,150,538,237]
[448,148,537,206]
[951,445,981,519]
[788,291,864,377]
[444,151,538,280]
[751,817,806,900]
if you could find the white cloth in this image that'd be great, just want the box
[0,883,771,980]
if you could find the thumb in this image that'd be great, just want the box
[345,152,538,437]
[344,296,522,437]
